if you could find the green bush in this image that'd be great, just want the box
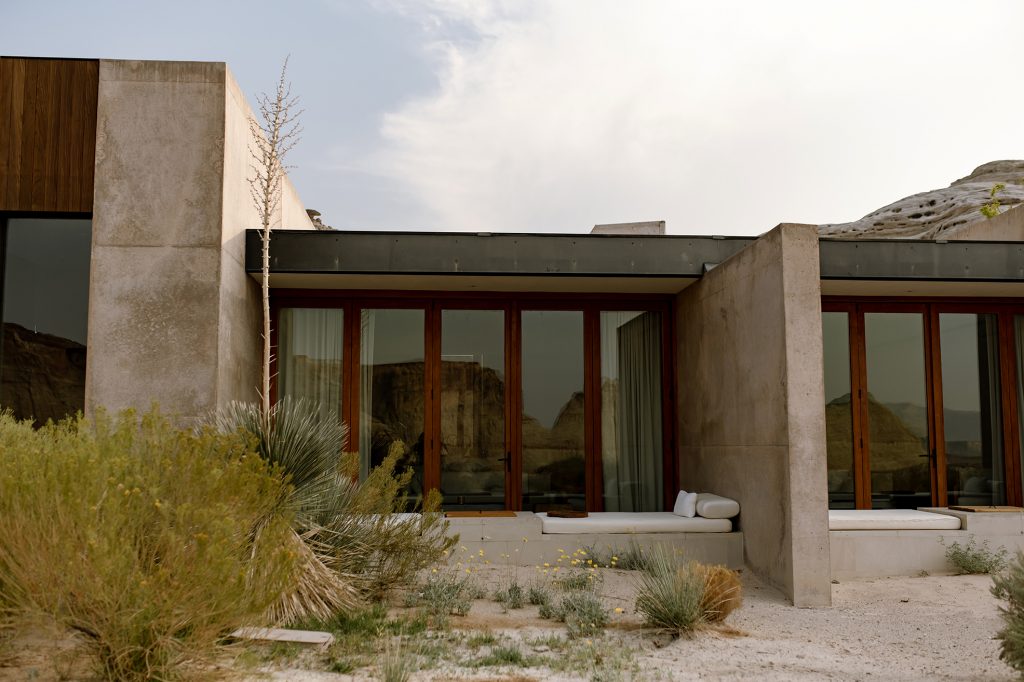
[944,536,1009,575]
[528,584,552,606]
[0,409,297,681]
[991,551,1024,673]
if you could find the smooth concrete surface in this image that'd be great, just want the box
[949,203,1024,241]
[831,509,1024,579]
[88,60,311,423]
[442,513,743,569]
[676,224,831,607]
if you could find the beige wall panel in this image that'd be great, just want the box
[676,224,830,606]
[85,245,221,421]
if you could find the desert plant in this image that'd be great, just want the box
[981,182,1006,218]
[694,564,743,623]
[992,551,1024,673]
[248,57,303,421]
[494,580,526,610]
[475,643,530,667]
[528,584,552,606]
[944,536,1009,575]
[538,591,608,638]
[0,409,298,680]
[634,545,705,634]
[211,398,456,611]
[380,637,414,682]
[558,592,609,639]
[406,572,476,626]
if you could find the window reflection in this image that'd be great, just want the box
[1,219,91,426]
[823,312,855,509]
[521,310,585,511]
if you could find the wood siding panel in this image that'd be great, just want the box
[0,58,97,213]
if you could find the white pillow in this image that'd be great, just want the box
[673,490,698,518]
[695,493,740,519]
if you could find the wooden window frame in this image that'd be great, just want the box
[823,296,1024,509]
[271,289,676,512]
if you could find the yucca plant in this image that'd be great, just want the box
[211,398,455,620]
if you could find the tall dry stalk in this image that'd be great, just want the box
[248,57,303,423]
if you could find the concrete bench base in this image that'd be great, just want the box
[444,512,743,569]
[830,507,1024,580]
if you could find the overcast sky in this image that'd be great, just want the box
[3,1,1022,235]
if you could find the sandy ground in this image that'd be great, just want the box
[1,567,1015,681]
[260,566,1016,682]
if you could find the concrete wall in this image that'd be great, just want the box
[88,60,311,423]
[675,224,831,607]
[949,203,1024,241]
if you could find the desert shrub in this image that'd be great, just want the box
[695,564,743,623]
[634,546,705,634]
[475,643,530,667]
[538,591,608,639]
[212,399,457,610]
[528,584,552,606]
[944,536,1009,575]
[991,551,1024,673]
[406,573,476,626]
[0,409,297,681]
[380,637,414,682]
[584,541,649,571]
[494,580,526,609]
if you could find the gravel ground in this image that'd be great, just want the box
[2,566,1014,681]
[262,565,1016,681]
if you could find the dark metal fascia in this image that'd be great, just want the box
[819,238,1024,282]
[245,229,755,277]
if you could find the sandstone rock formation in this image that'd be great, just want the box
[820,160,1024,239]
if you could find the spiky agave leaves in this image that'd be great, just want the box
[210,397,362,622]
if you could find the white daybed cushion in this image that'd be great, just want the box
[537,512,731,534]
[695,493,740,519]
[828,509,961,531]
[673,490,698,517]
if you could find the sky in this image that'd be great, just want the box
[2,0,1022,236]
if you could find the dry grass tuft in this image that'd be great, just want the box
[695,564,743,623]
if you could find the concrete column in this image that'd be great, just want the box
[675,224,831,607]
[87,60,311,423]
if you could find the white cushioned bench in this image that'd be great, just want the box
[828,509,961,531]
[536,512,732,534]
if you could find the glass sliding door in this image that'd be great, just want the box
[599,311,663,512]
[864,312,931,509]
[439,309,506,510]
[823,311,856,509]
[521,310,585,511]
[938,313,1005,505]
[278,308,344,421]
[359,308,425,504]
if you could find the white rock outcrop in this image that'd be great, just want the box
[819,160,1024,239]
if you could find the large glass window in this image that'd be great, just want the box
[600,311,663,512]
[823,312,855,509]
[521,310,585,511]
[864,312,930,509]
[277,308,343,422]
[359,309,425,503]
[940,314,1005,506]
[439,309,506,510]
[0,218,91,426]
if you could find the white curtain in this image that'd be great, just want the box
[278,308,343,422]
[601,312,663,512]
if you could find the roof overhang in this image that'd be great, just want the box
[246,230,1024,297]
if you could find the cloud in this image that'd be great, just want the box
[371,0,1024,234]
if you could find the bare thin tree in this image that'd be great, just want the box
[248,57,303,423]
